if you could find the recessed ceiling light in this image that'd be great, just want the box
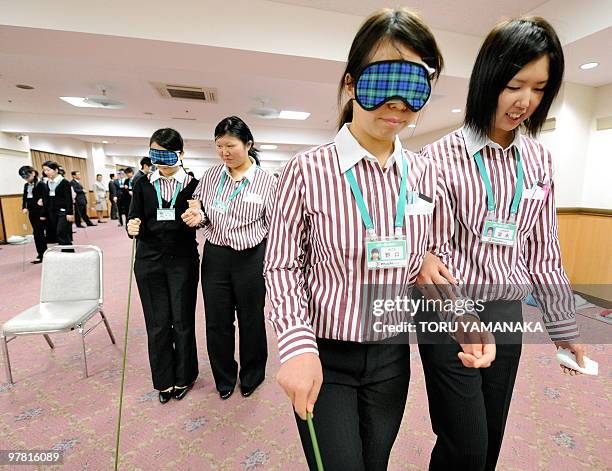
[407,124,416,128]
[260,144,278,150]
[102,140,109,144]
[16,84,34,90]
[580,62,599,70]
[279,110,310,120]
[451,108,462,113]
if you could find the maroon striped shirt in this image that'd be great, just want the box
[148,167,193,201]
[264,125,440,363]
[192,161,277,250]
[422,127,579,341]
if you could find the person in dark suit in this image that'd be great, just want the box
[127,128,199,404]
[70,171,96,227]
[132,156,153,186]
[118,168,134,227]
[108,173,119,220]
[41,161,74,246]
[19,166,47,263]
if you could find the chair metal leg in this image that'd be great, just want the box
[78,326,88,378]
[1,335,13,385]
[43,334,55,349]
[99,310,116,345]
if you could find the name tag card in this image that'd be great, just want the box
[366,237,408,270]
[156,208,175,221]
[481,219,517,246]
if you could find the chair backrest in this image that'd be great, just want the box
[40,246,103,303]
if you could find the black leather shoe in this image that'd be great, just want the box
[219,387,234,400]
[240,380,263,397]
[30,259,42,264]
[173,382,194,400]
[159,389,173,404]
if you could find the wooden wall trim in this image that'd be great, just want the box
[557,207,612,217]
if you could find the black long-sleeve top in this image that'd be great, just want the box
[22,180,47,216]
[70,179,88,205]
[43,178,74,216]
[127,175,199,260]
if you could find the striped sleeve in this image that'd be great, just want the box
[263,156,318,363]
[264,175,278,231]
[526,148,579,341]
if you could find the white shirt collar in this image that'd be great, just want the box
[334,124,405,175]
[51,174,63,183]
[462,125,522,158]
[224,157,258,182]
[149,166,187,183]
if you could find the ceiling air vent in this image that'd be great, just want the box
[152,82,218,103]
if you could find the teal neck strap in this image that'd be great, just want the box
[154,179,182,209]
[344,156,408,234]
[473,148,523,215]
[215,168,257,203]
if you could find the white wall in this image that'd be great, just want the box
[0,132,32,195]
[28,135,89,159]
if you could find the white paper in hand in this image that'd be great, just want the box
[556,348,598,375]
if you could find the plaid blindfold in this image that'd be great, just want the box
[355,60,432,112]
[149,148,179,166]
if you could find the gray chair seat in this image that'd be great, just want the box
[2,300,100,335]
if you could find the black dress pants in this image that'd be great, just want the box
[201,241,267,392]
[135,254,199,390]
[28,210,47,259]
[416,300,523,471]
[75,202,94,226]
[295,338,411,471]
[48,213,72,246]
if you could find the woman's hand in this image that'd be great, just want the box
[276,353,323,420]
[127,218,141,236]
[66,215,75,223]
[554,341,587,376]
[22,208,28,214]
[181,208,203,227]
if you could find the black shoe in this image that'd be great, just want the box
[159,389,173,404]
[173,382,194,400]
[240,379,263,397]
[219,387,234,400]
[30,259,43,264]
[118,223,123,227]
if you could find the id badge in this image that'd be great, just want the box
[211,200,228,213]
[156,208,175,221]
[49,190,56,196]
[366,237,408,270]
[481,215,516,246]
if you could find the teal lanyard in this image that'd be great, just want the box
[473,148,524,216]
[215,168,257,204]
[344,157,408,236]
[154,179,182,209]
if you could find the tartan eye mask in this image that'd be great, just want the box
[149,148,179,166]
[354,60,432,112]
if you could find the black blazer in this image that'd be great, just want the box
[128,176,199,260]
[22,181,46,215]
[43,178,74,217]
[70,179,88,205]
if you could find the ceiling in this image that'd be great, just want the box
[0,0,610,170]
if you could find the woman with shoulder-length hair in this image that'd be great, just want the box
[417,17,588,471]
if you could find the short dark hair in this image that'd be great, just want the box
[109,173,115,179]
[215,116,260,165]
[42,160,60,171]
[124,167,134,175]
[337,8,443,130]
[140,156,152,168]
[150,128,183,153]
[464,17,564,138]
[71,170,79,176]
[96,173,102,177]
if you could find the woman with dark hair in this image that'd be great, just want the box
[127,128,200,403]
[19,166,47,263]
[41,160,73,246]
[260,8,490,470]
[182,116,277,401]
[417,17,587,471]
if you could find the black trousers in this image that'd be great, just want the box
[135,254,199,390]
[296,339,411,471]
[201,240,267,392]
[416,300,523,471]
[74,202,94,226]
[27,210,47,259]
[48,213,72,246]
[110,199,118,219]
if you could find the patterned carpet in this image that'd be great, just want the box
[0,222,610,470]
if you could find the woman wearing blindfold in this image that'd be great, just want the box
[260,8,452,471]
[417,17,588,471]
[182,116,277,401]
[41,160,74,247]
[126,128,200,404]
[19,165,47,263]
